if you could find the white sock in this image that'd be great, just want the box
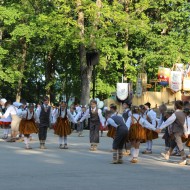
[3,129,6,135]
[146,141,149,150]
[59,136,64,145]
[24,137,28,145]
[135,149,139,158]
[27,138,30,146]
[131,147,135,157]
[148,141,153,150]
[6,129,9,135]
[64,136,67,144]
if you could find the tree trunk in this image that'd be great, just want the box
[16,38,27,102]
[77,0,93,106]
[45,51,56,103]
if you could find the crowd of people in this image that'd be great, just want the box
[0,96,190,166]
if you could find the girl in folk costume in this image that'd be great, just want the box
[54,101,77,149]
[0,100,21,142]
[183,107,190,158]
[0,98,11,139]
[19,103,39,149]
[122,101,132,156]
[126,106,157,163]
[156,100,187,165]
[79,99,105,151]
[106,110,128,164]
[141,102,158,154]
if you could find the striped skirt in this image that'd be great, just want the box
[19,119,38,135]
[54,117,71,136]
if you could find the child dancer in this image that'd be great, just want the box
[106,110,128,164]
[54,101,77,149]
[79,99,105,151]
[126,106,157,163]
[156,100,187,165]
[19,103,38,149]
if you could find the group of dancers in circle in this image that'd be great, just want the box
[0,96,190,165]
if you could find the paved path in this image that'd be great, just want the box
[0,130,189,190]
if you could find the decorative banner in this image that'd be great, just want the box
[136,78,142,98]
[116,83,129,101]
[175,63,184,72]
[158,67,171,86]
[139,73,147,92]
[183,78,190,91]
[169,71,182,92]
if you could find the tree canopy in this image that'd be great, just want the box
[0,0,190,104]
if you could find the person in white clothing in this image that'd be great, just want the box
[0,98,11,139]
[19,103,39,149]
[141,102,158,154]
[0,100,21,142]
[126,106,157,163]
[53,101,77,149]
[79,99,105,151]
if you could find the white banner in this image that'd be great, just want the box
[136,78,143,97]
[116,83,129,101]
[169,71,182,92]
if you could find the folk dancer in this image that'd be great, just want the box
[141,102,158,154]
[19,103,38,149]
[54,101,77,149]
[79,99,105,151]
[0,100,21,142]
[106,110,128,164]
[122,101,132,156]
[126,106,157,163]
[156,100,187,165]
[0,98,11,139]
[36,96,52,149]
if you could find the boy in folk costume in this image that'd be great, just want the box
[156,100,187,165]
[141,102,158,154]
[126,106,157,163]
[36,96,52,149]
[79,99,105,151]
[0,100,21,142]
[106,110,128,164]
[19,103,39,149]
[0,98,11,139]
[54,101,77,149]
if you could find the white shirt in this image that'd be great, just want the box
[21,110,39,123]
[54,108,77,123]
[126,113,156,131]
[145,109,157,127]
[158,110,181,130]
[2,105,18,118]
[183,116,190,135]
[107,114,126,128]
[79,107,105,126]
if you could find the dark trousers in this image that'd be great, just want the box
[113,128,128,150]
[38,127,48,141]
[90,122,100,143]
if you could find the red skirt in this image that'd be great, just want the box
[54,117,71,136]
[19,119,38,135]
